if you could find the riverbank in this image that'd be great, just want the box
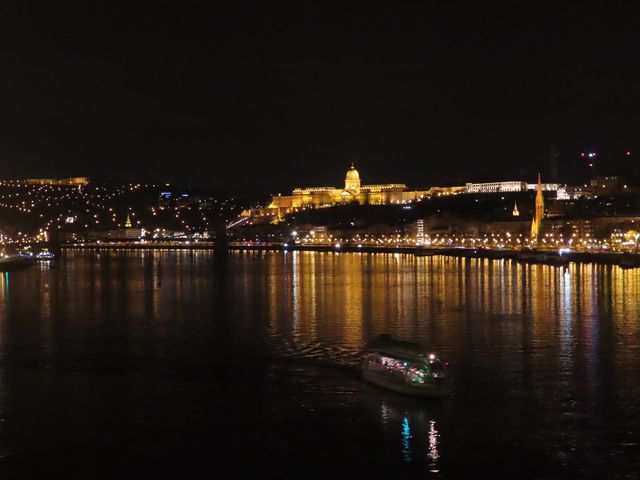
[61,241,640,268]
[228,243,640,267]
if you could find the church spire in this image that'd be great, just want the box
[512,201,520,216]
[530,173,545,243]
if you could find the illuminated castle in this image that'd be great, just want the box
[271,164,426,210]
[245,164,462,223]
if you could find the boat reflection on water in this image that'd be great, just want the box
[362,387,443,474]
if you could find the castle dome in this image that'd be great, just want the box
[345,164,360,181]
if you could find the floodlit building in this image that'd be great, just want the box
[25,177,89,186]
[526,182,560,192]
[556,186,593,200]
[464,180,559,194]
[465,181,527,193]
[248,165,449,222]
[272,164,426,208]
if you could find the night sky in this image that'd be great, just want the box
[1,2,639,190]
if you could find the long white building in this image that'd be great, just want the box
[465,180,559,193]
[464,181,527,193]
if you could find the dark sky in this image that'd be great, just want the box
[0,2,639,190]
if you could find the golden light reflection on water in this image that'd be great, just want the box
[0,251,637,473]
[256,252,640,352]
[1,250,638,373]
[0,272,8,304]
[254,250,640,434]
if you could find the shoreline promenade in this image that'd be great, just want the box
[61,241,640,268]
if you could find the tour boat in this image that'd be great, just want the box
[36,250,56,260]
[362,335,449,398]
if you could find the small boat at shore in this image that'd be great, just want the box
[516,251,569,265]
[619,255,640,269]
[0,254,36,271]
[414,247,436,257]
[362,335,449,398]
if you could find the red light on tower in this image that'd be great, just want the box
[626,151,632,156]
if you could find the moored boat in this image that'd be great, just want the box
[414,247,436,257]
[362,334,449,398]
[619,255,640,269]
[0,254,36,271]
[516,251,569,265]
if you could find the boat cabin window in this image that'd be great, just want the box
[369,355,407,374]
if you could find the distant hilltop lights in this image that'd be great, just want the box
[0,181,252,247]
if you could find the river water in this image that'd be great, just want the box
[0,250,639,478]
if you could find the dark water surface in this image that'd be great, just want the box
[0,250,639,478]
